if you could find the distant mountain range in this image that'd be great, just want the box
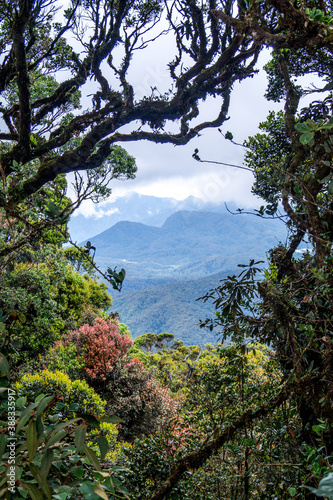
[70,193,288,344]
[81,207,287,282]
[69,193,209,242]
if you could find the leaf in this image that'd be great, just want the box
[312,424,323,436]
[98,436,109,461]
[75,424,87,452]
[43,429,67,452]
[0,434,6,458]
[0,377,9,387]
[72,465,85,479]
[68,402,79,412]
[94,482,109,500]
[320,173,332,184]
[0,354,9,376]
[299,131,315,145]
[27,420,38,461]
[79,482,102,500]
[328,180,333,195]
[101,415,124,424]
[83,444,102,471]
[51,417,81,433]
[29,463,52,500]
[16,396,27,408]
[75,413,100,427]
[306,472,333,498]
[295,122,312,132]
[30,134,38,145]
[20,482,44,500]
[17,312,26,323]
[16,401,40,433]
[36,395,54,418]
[41,449,54,481]
[36,416,44,439]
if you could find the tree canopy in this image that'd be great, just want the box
[1,0,333,499]
[0,0,259,201]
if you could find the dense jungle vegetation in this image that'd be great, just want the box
[1,0,333,498]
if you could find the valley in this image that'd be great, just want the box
[72,194,288,344]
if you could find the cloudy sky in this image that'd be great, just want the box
[70,21,285,218]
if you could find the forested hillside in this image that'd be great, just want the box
[84,206,286,342]
[112,271,232,344]
[1,0,333,499]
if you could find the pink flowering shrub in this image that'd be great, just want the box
[69,318,133,381]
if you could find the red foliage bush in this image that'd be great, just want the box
[69,318,133,380]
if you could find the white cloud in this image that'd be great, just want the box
[102,208,120,217]
[72,199,121,218]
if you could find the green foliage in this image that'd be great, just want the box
[0,246,112,367]
[106,267,126,292]
[16,369,107,418]
[136,342,219,392]
[41,341,84,381]
[63,246,96,275]
[307,473,333,498]
[133,333,175,353]
[0,356,129,500]
[295,117,333,148]
[244,110,290,213]
[305,8,333,25]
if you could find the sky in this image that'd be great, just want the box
[73,62,282,218]
[69,14,285,218]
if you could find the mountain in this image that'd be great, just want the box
[68,193,208,242]
[84,208,287,283]
[74,197,288,343]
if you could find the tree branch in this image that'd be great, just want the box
[149,380,297,500]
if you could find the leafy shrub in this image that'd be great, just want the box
[41,340,84,380]
[106,359,181,440]
[16,369,106,417]
[69,318,133,381]
[0,247,112,367]
[0,353,129,499]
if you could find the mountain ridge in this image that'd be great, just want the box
[71,194,288,343]
[84,208,286,281]
[69,192,210,242]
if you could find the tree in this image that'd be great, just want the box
[121,344,306,500]
[105,358,180,441]
[138,2,333,499]
[68,317,133,381]
[0,0,262,265]
[46,319,180,440]
[132,332,175,353]
[0,245,112,367]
